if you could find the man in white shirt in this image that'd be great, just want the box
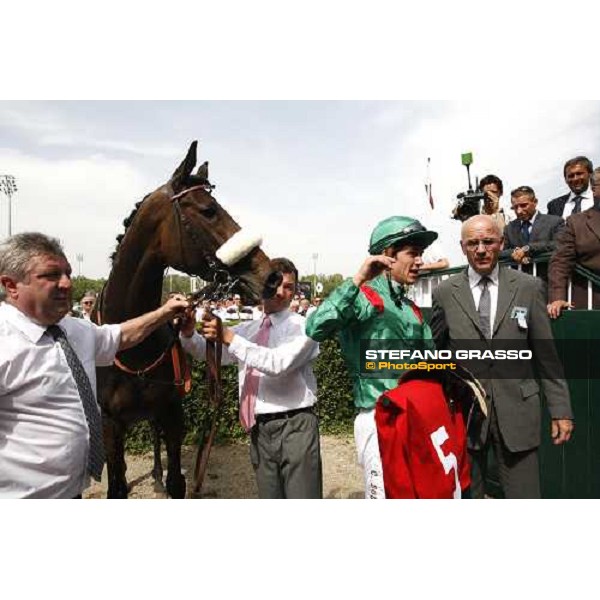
[80,290,97,320]
[0,232,189,499]
[547,156,594,217]
[180,257,322,499]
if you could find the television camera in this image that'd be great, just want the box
[452,152,487,222]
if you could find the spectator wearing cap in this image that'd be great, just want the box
[306,216,438,499]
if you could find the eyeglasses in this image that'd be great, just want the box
[464,238,501,250]
[82,301,94,305]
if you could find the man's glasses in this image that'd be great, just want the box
[82,301,94,305]
[464,238,501,250]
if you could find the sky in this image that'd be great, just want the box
[1,100,599,281]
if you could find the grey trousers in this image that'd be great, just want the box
[469,403,541,499]
[249,409,323,499]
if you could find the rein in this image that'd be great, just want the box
[96,183,233,392]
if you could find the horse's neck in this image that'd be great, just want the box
[103,239,165,323]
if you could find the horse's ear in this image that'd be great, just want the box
[196,161,209,181]
[170,141,197,192]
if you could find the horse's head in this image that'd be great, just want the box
[128,141,271,303]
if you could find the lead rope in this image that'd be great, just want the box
[192,313,224,496]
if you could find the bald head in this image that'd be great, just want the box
[460,214,503,276]
[461,215,502,241]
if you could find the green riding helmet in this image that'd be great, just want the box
[368,216,438,255]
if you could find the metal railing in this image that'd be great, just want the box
[410,252,600,309]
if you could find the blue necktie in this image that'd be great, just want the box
[47,325,105,481]
[520,220,531,243]
[572,196,583,214]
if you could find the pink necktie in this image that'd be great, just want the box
[239,315,272,432]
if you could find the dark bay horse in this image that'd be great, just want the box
[95,141,271,498]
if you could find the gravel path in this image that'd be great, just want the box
[84,434,364,499]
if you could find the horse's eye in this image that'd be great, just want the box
[201,205,217,219]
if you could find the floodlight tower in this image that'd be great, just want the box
[0,175,18,236]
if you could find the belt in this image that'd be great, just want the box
[255,406,315,424]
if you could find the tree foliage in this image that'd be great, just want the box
[71,277,106,303]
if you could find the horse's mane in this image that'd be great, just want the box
[109,172,213,263]
[110,194,149,262]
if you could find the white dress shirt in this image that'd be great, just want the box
[0,303,121,498]
[562,186,594,217]
[467,264,500,337]
[181,309,319,415]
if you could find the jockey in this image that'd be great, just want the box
[306,216,438,499]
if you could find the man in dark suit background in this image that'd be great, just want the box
[548,168,600,316]
[430,215,574,498]
[501,185,564,283]
[547,156,594,217]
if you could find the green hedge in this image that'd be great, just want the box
[125,338,355,453]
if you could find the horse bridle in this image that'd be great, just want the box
[96,183,248,382]
[170,184,241,303]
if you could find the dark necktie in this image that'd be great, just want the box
[47,324,105,481]
[520,220,531,243]
[478,277,491,339]
[572,196,583,214]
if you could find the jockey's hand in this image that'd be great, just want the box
[547,300,572,319]
[551,418,574,445]
[353,255,396,288]
[179,306,197,338]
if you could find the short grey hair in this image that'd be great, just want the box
[0,232,67,283]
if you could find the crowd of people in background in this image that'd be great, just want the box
[414,154,600,314]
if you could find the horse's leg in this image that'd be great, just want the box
[151,421,166,493]
[161,401,186,499]
[103,416,129,499]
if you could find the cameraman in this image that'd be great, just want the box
[479,174,510,234]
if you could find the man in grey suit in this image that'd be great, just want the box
[430,215,574,498]
[501,185,564,283]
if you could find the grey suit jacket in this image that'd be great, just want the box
[430,267,573,452]
[501,213,564,258]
